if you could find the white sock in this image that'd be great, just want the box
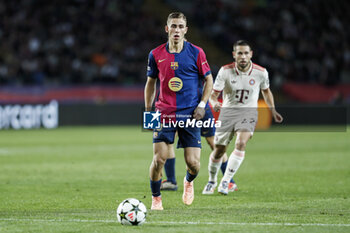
[208,152,222,184]
[222,149,245,182]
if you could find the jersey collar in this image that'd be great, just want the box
[234,61,253,76]
[166,41,187,54]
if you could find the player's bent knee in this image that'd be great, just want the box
[235,140,247,150]
[213,145,226,158]
[152,155,166,169]
[187,162,200,174]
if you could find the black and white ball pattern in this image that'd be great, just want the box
[116,198,147,226]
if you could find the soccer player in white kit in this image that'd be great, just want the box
[202,40,283,195]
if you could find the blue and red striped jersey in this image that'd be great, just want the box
[147,41,211,120]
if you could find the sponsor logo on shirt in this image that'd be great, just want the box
[168,77,183,92]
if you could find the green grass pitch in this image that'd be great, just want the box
[0,126,349,232]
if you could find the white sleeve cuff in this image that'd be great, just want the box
[198,101,206,108]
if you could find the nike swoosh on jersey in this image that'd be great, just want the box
[202,61,208,65]
[158,59,167,63]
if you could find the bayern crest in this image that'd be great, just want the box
[249,79,255,85]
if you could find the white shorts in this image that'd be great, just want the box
[214,108,257,146]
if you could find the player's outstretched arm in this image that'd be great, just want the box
[209,90,222,112]
[261,88,283,123]
[193,74,213,120]
[144,77,157,111]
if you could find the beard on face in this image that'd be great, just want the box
[238,61,248,69]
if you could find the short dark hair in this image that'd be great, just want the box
[167,12,187,25]
[233,40,252,51]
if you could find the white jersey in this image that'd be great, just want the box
[213,61,269,108]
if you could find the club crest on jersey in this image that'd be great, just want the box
[249,79,255,85]
[153,131,158,138]
[168,77,183,92]
[170,62,178,70]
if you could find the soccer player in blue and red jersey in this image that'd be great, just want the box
[144,12,213,210]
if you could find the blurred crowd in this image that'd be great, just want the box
[0,0,165,86]
[172,0,350,86]
[0,0,349,87]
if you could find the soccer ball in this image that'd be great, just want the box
[116,198,147,226]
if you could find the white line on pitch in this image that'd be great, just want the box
[0,218,349,227]
[151,221,350,227]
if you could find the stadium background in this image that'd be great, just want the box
[1,1,349,232]
[0,0,349,128]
